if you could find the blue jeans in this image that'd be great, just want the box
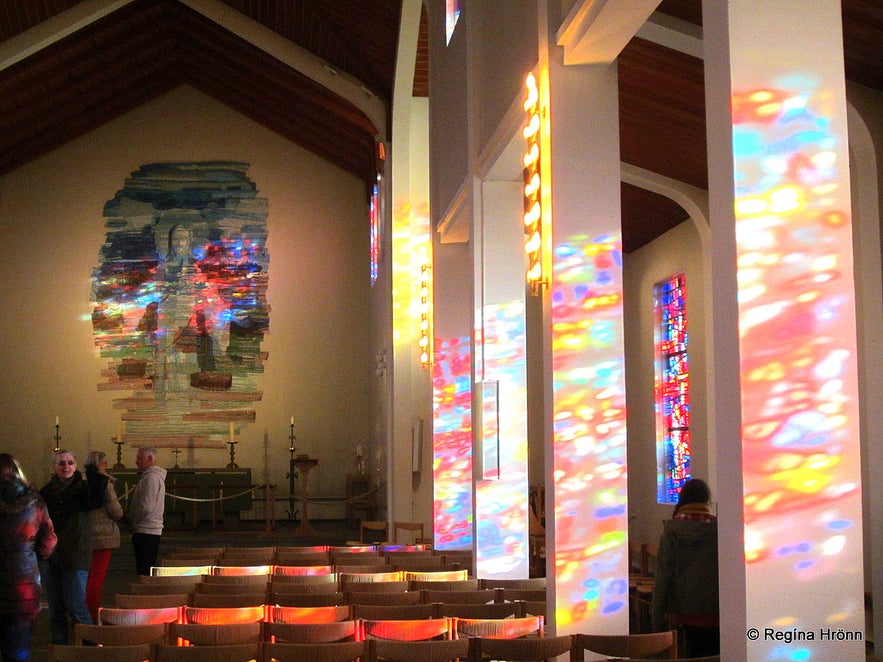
[0,609,36,662]
[39,564,92,644]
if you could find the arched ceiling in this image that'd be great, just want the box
[1,0,879,252]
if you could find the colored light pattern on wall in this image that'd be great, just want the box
[475,301,529,578]
[551,233,628,629]
[369,182,381,285]
[432,335,473,550]
[523,73,544,294]
[90,162,269,450]
[733,81,863,659]
[445,0,460,45]
[655,273,691,504]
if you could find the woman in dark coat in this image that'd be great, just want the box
[0,453,57,662]
[39,450,106,644]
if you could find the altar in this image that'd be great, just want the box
[113,467,253,529]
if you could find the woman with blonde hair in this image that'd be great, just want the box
[83,451,123,622]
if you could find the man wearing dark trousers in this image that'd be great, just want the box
[126,446,166,575]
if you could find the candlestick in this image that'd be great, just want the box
[53,420,61,453]
[288,420,297,456]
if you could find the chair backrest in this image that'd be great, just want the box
[114,593,191,609]
[172,547,226,558]
[48,644,152,662]
[351,603,435,621]
[495,588,547,602]
[571,630,678,659]
[469,634,573,661]
[98,606,182,625]
[420,588,496,605]
[217,555,275,567]
[271,591,346,607]
[183,605,267,624]
[224,546,277,556]
[74,623,168,646]
[337,570,402,584]
[189,592,267,608]
[381,547,431,556]
[272,565,334,576]
[435,601,523,619]
[263,620,358,643]
[127,582,201,595]
[332,564,390,575]
[270,582,342,596]
[408,579,479,592]
[455,615,543,639]
[270,573,338,585]
[271,604,351,624]
[359,520,389,543]
[195,582,269,594]
[403,569,468,582]
[368,637,469,662]
[136,575,204,587]
[273,551,330,566]
[162,559,217,567]
[211,565,273,576]
[152,565,213,577]
[152,642,261,662]
[360,617,453,641]
[344,590,421,606]
[168,621,263,646]
[478,577,546,590]
[389,555,443,569]
[392,521,425,544]
[339,579,408,593]
[328,545,376,554]
[330,553,383,566]
[260,640,368,662]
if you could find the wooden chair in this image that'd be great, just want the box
[270,582,342,597]
[392,522,425,545]
[368,637,468,662]
[115,593,191,609]
[127,582,201,596]
[409,579,479,592]
[47,644,152,662]
[195,581,269,594]
[190,592,267,608]
[569,630,678,660]
[98,606,182,625]
[360,520,390,544]
[74,623,168,646]
[218,554,276,567]
[360,617,453,642]
[420,588,496,605]
[333,564,390,575]
[329,545,376,554]
[468,634,573,662]
[224,546,276,556]
[211,565,273,576]
[455,615,543,640]
[270,573,339,586]
[351,603,436,621]
[435,601,523,619]
[272,591,346,607]
[344,590,421,606]
[338,570,403,584]
[135,575,204,588]
[518,600,547,620]
[152,565,214,577]
[152,642,261,662]
[161,559,217,568]
[478,578,546,591]
[331,553,383,566]
[403,570,468,582]
[271,604,351,624]
[273,551,331,567]
[263,620,358,643]
[495,588,546,603]
[272,565,334,576]
[261,641,369,662]
[172,547,226,559]
[381,548,431,557]
[339,579,408,594]
[168,621,263,646]
[183,606,267,625]
[276,545,329,555]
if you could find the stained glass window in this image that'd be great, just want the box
[655,273,691,504]
[369,181,381,285]
[445,0,460,45]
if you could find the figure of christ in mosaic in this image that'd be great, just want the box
[91,162,270,453]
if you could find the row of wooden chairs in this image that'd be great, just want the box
[55,622,694,660]
[150,565,471,580]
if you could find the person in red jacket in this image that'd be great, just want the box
[0,453,57,662]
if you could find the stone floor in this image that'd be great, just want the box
[29,518,359,662]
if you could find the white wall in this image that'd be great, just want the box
[623,218,708,546]
[0,85,372,516]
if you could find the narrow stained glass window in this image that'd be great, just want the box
[655,273,691,504]
[445,0,460,45]
[369,181,381,285]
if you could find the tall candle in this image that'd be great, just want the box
[229,422,235,443]
[55,416,59,426]
[290,416,294,426]
[118,422,123,442]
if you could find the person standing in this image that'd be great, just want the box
[39,450,106,644]
[0,453,57,662]
[651,478,720,657]
[83,451,123,622]
[126,447,166,576]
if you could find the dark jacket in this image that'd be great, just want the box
[0,476,57,616]
[651,516,719,631]
[40,471,106,570]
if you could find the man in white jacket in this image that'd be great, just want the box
[127,446,166,575]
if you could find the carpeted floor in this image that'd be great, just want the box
[30,518,360,662]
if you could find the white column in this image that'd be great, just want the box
[704,1,865,658]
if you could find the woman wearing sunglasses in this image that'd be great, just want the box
[38,450,107,644]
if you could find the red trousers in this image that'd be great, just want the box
[86,548,113,623]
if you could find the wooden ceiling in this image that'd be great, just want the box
[0,1,879,253]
